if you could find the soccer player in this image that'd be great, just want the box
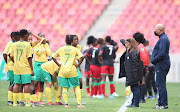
[10,29,34,107]
[85,38,105,98]
[3,32,16,105]
[40,60,63,105]
[98,36,119,98]
[52,35,85,108]
[31,32,51,105]
[83,36,95,97]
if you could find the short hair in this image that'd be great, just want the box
[66,35,73,44]
[92,38,97,44]
[87,36,95,45]
[20,29,28,38]
[14,31,20,41]
[133,32,145,44]
[10,32,16,38]
[105,36,111,42]
[97,38,104,44]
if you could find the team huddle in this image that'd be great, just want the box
[3,29,120,108]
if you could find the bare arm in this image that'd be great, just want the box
[28,57,34,76]
[8,54,14,63]
[77,57,84,68]
[84,54,92,65]
[29,30,42,41]
[52,57,61,67]
[3,54,7,63]
[98,52,103,63]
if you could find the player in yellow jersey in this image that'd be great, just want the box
[71,35,85,105]
[3,32,16,105]
[52,35,85,108]
[10,29,34,107]
[28,31,42,48]
[40,60,63,105]
[31,32,51,105]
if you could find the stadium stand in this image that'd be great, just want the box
[0,0,110,52]
[104,0,180,53]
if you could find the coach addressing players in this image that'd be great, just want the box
[151,24,171,109]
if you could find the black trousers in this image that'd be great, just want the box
[140,84,146,100]
[145,66,157,96]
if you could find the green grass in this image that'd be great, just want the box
[0,81,180,112]
[0,81,126,112]
[126,83,180,112]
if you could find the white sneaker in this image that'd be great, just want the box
[92,95,96,98]
[95,95,101,98]
[112,92,119,97]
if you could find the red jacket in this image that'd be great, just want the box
[138,43,149,68]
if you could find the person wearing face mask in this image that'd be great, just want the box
[151,24,170,109]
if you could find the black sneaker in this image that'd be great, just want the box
[139,99,146,103]
[126,105,139,108]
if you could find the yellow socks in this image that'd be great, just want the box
[8,91,13,102]
[38,92,43,101]
[31,94,37,102]
[62,87,68,104]
[18,93,24,102]
[24,93,30,104]
[45,87,51,103]
[74,86,81,105]
[53,87,59,102]
[13,93,18,105]
[80,89,83,96]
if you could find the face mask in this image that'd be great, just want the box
[154,31,159,36]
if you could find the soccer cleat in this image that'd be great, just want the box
[139,99,146,103]
[92,95,96,98]
[26,103,31,107]
[47,101,54,105]
[7,101,13,106]
[104,94,109,97]
[99,94,104,99]
[38,100,45,105]
[65,105,71,108]
[109,95,115,99]
[126,105,139,108]
[146,96,154,99]
[55,102,64,105]
[13,103,18,107]
[154,94,159,98]
[32,102,45,106]
[87,93,91,97]
[112,92,119,97]
[77,104,85,108]
[18,102,25,106]
[81,100,86,105]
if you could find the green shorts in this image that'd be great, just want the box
[40,68,53,82]
[58,77,79,87]
[32,61,45,82]
[14,74,31,84]
[8,71,14,86]
[77,68,82,79]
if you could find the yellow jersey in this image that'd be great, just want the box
[76,44,81,51]
[10,41,33,75]
[33,43,51,62]
[7,43,15,71]
[32,41,37,48]
[3,41,13,72]
[41,60,60,75]
[52,45,83,78]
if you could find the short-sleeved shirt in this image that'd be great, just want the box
[52,45,83,78]
[10,41,33,75]
[41,60,60,75]
[83,49,91,70]
[76,44,81,51]
[3,41,13,71]
[100,44,115,66]
[86,46,101,67]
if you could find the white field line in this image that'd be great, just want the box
[117,94,133,112]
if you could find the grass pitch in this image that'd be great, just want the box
[0,81,179,112]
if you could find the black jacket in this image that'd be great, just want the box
[125,49,143,86]
[119,51,126,78]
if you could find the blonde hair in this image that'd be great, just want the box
[127,37,139,54]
